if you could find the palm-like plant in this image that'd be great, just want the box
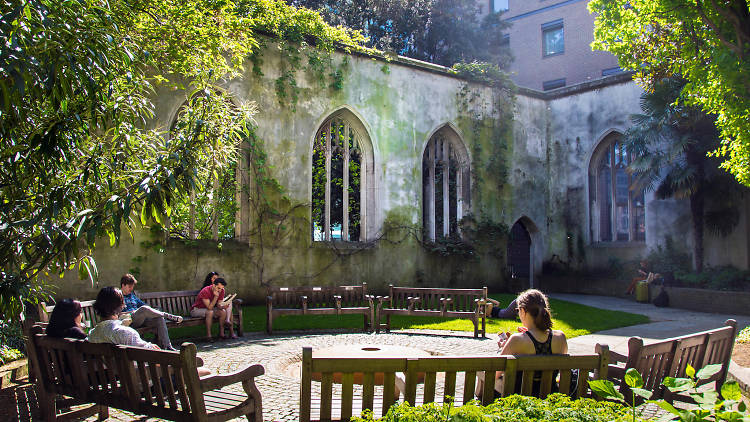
[625,78,745,272]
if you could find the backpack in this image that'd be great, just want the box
[653,287,669,307]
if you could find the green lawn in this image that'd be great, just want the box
[157,294,648,342]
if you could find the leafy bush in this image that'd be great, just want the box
[0,345,24,365]
[0,320,24,353]
[644,237,692,276]
[591,364,747,422]
[352,394,630,422]
[736,326,750,344]
[676,266,750,291]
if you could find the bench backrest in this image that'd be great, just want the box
[622,319,737,402]
[38,299,98,326]
[387,286,487,312]
[27,326,205,421]
[38,290,203,325]
[138,290,201,317]
[117,343,203,420]
[268,284,368,308]
[299,345,609,422]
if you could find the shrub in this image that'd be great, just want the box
[352,394,631,422]
[0,345,24,365]
[0,320,24,353]
[676,266,750,291]
[737,326,750,344]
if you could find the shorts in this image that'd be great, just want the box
[190,307,213,318]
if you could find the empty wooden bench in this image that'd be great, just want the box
[266,284,374,334]
[299,345,610,421]
[375,285,488,337]
[601,319,737,404]
[26,325,264,421]
[39,289,243,337]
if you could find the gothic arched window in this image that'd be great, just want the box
[589,134,645,242]
[312,112,373,242]
[422,127,470,241]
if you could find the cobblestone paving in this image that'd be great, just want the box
[80,330,498,422]
[3,329,667,421]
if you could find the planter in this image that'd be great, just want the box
[0,358,28,389]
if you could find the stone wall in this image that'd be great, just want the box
[46,45,750,305]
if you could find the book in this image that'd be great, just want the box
[220,293,237,306]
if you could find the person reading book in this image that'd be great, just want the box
[191,277,236,339]
[202,271,234,329]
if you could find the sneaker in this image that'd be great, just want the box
[165,313,183,323]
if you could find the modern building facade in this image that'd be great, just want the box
[479,0,622,90]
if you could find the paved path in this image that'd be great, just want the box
[4,294,747,421]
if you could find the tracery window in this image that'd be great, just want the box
[312,115,367,242]
[589,134,645,242]
[422,128,470,241]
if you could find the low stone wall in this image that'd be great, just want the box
[647,285,750,316]
[540,274,750,316]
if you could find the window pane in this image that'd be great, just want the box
[597,147,612,241]
[543,27,564,56]
[311,127,327,241]
[615,166,629,241]
[330,120,345,240]
[449,152,458,235]
[493,0,508,12]
[435,145,445,239]
[348,134,361,242]
[633,189,645,241]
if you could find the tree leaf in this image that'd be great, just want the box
[589,379,625,402]
[695,364,722,380]
[625,367,645,388]
[721,381,742,401]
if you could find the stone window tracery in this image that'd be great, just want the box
[589,134,645,242]
[422,128,470,241]
[312,115,368,242]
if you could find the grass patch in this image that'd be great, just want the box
[160,294,648,342]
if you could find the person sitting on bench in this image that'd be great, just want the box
[88,286,210,376]
[120,274,182,351]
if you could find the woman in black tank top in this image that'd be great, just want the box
[477,289,568,399]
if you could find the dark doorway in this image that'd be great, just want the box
[508,221,531,279]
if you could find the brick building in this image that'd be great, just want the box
[480,0,623,90]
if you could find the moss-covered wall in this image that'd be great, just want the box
[50,47,517,302]
[48,48,750,304]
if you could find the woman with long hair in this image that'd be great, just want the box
[46,298,86,339]
[477,289,568,398]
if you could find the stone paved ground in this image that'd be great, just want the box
[3,329,666,421]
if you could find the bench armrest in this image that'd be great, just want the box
[407,296,421,312]
[199,363,265,391]
[232,298,243,306]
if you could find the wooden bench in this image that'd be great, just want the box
[299,345,610,421]
[266,284,374,334]
[26,325,264,421]
[38,289,244,337]
[375,285,488,338]
[601,319,737,404]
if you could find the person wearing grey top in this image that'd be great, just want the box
[87,286,158,349]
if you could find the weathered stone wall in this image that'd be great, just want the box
[47,47,750,304]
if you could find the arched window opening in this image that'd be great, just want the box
[422,128,470,241]
[589,134,645,242]
[312,116,366,242]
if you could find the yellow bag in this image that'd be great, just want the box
[636,281,650,303]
